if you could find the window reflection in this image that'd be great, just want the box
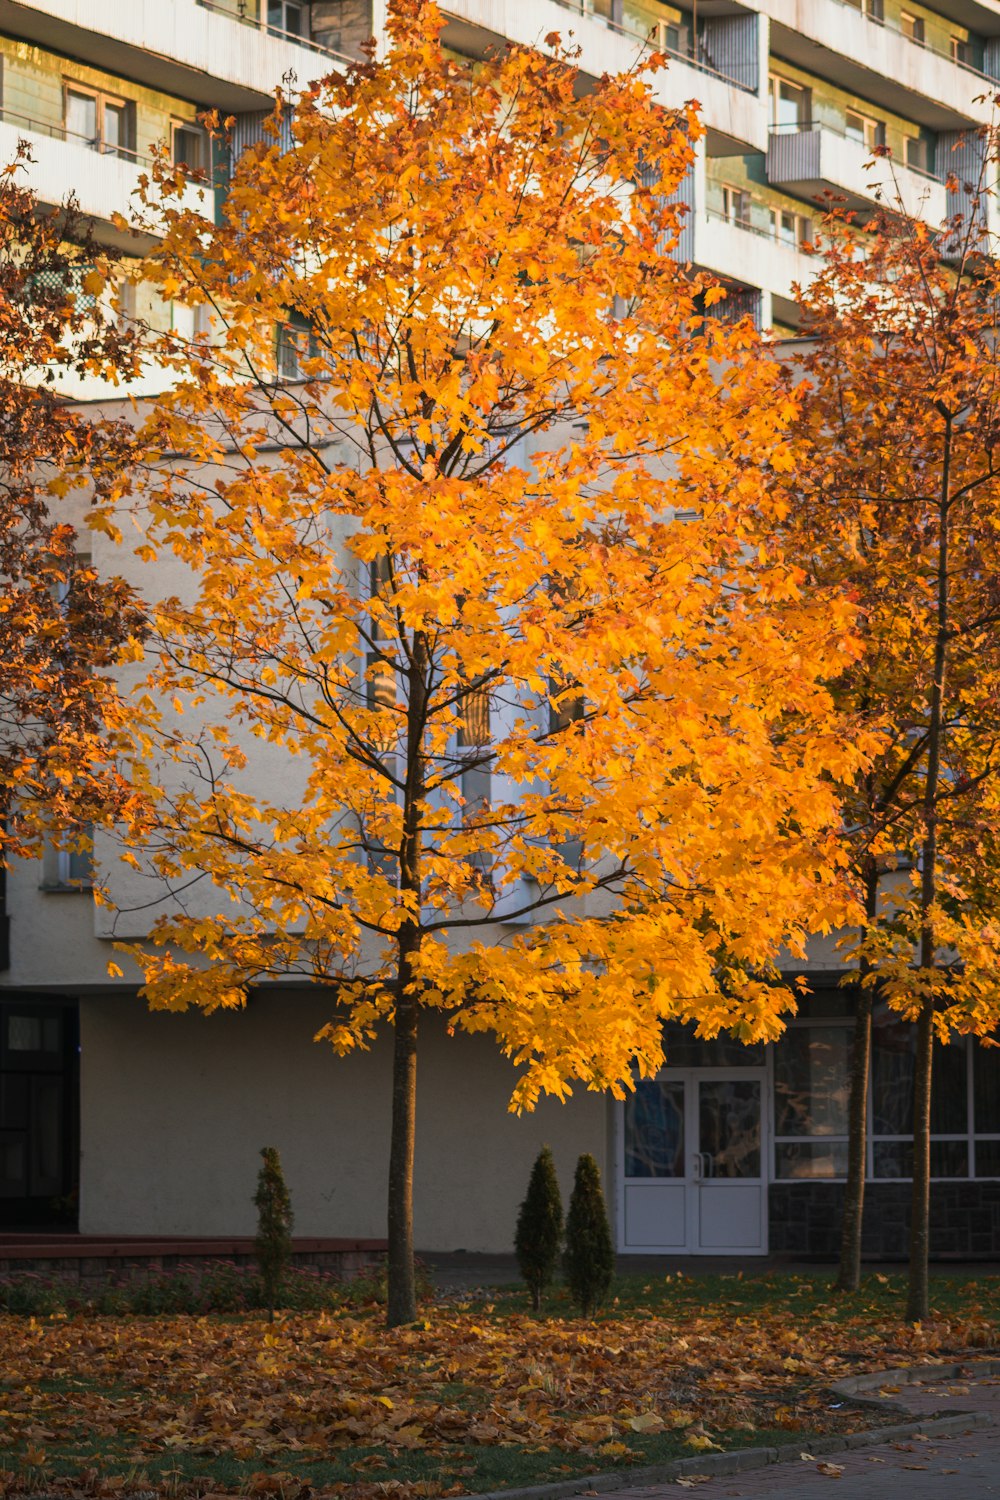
[699,1080,760,1178]
[624,1080,684,1178]
[774,1026,851,1137]
[872,1010,966,1135]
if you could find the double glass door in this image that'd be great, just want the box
[620,1070,767,1254]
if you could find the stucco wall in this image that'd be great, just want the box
[78,993,609,1250]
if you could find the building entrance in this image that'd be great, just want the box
[619,1070,768,1254]
[0,1000,79,1228]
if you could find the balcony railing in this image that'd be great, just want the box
[544,0,758,92]
[705,206,814,249]
[0,105,157,167]
[819,0,995,83]
[195,0,354,64]
[768,119,944,186]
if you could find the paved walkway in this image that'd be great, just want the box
[609,1371,1000,1498]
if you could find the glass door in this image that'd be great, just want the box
[694,1076,766,1251]
[621,1071,767,1254]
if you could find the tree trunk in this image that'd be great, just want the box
[906,995,934,1321]
[385,625,429,1328]
[836,865,877,1292]
[906,415,951,1323]
[387,975,419,1327]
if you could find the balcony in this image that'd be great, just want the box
[0,0,351,112]
[766,124,949,226]
[441,0,767,155]
[0,113,211,248]
[693,210,816,317]
[761,0,999,131]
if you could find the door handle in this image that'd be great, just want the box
[691,1153,702,1181]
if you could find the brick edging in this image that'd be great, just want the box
[463,1358,998,1500]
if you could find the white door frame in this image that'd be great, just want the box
[616,1067,770,1255]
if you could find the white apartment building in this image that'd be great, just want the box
[4,0,1000,1263]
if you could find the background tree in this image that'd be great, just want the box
[515,1144,563,1312]
[254,1145,295,1318]
[113,1,867,1326]
[0,145,143,866]
[784,152,1000,1317]
[563,1153,614,1317]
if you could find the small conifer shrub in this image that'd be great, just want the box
[514,1145,563,1311]
[563,1152,614,1316]
[254,1146,294,1318]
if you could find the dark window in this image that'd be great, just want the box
[774,1025,852,1137]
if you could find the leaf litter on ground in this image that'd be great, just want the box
[0,1273,995,1500]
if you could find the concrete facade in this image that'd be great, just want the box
[77,996,609,1248]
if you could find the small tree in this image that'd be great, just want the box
[563,1154,613,1317]
[515,1145,563,1312]
[254,1146,294,1318]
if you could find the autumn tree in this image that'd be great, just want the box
[784,153,1000,1318]
[0,146,143,873]
[112,1,865,1325]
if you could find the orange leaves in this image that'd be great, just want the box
[0,1284,991,1500]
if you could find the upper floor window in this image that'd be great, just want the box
[951,34,971,64]
[844,0,884,18]
[268,0,305,35]
[768,75,810,131]
[720,184,751,227]
[769,208,812,249]
[64,86,134,160]
[172,121,209,173]
[845,109,886,151]
[900,10,925,44]
[905,134,931,174]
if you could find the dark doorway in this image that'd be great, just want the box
[0,999,79,1229]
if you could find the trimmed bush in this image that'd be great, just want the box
[254,1145,295,1318]
[563,1152,614,1316]
[514,1145,563,1311]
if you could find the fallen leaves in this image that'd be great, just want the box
[0,1289,990,1500]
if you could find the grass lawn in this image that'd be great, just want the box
[0,1271,996,1499]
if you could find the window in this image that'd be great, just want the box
[172,121,208,173]
[458,680,491,881]
[42,826,94,891]
[772,1000,1000,1182]
[721,184,751,227]
[7,1015,60,1054]
[905,135,931,174]
[900,10,925,44]
[845,110,886,150]
[64,85,134,159]
[844,0,883,17]
[768,75,810,131]
[769,208,812,248]
[623,2,688,53]
[267,0,304,35]
[951,35,971,64]
[275,314,317,380]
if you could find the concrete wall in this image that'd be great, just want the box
[78,992,610,1249]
